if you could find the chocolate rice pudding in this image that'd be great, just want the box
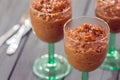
[95,0,120,33]
[64,23,108,72]
[30,0,72,43]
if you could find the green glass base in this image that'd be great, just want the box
[100,50,120,71]
[33,54,72,80]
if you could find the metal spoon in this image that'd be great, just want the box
[6,19,31,55]
[0,24,20,47]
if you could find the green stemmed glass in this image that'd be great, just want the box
[95,0,120,70]
[30,0,72,79]
[64,16,110,80]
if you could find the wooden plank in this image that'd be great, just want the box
[9,0,91,80]
[0,0,29,35]
[72,0,91,18]
[0,0,30,80]
[101,70,119,80]
[85,0,95,17]
[118,71,120,80]
[9,33,47,80]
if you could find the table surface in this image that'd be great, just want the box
[0,0,120,80]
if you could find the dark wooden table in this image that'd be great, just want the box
[0,0,120,80]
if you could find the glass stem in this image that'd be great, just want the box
[108,33,116,55]
[48,43,55,64]
[82,72,88,80]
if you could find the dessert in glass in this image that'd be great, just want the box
[95,0,120,70]
[64,16,110,80]
[30,0,72,79]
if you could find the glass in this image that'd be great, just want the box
[64,16,110,80]
[95,0,120,70]
[30,0,72,79]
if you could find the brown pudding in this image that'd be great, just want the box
[95,0,120,33]
[30,0,72,43]
[64,23,108,72]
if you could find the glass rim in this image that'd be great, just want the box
[30,1,71,15]
[63,16,110,43]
